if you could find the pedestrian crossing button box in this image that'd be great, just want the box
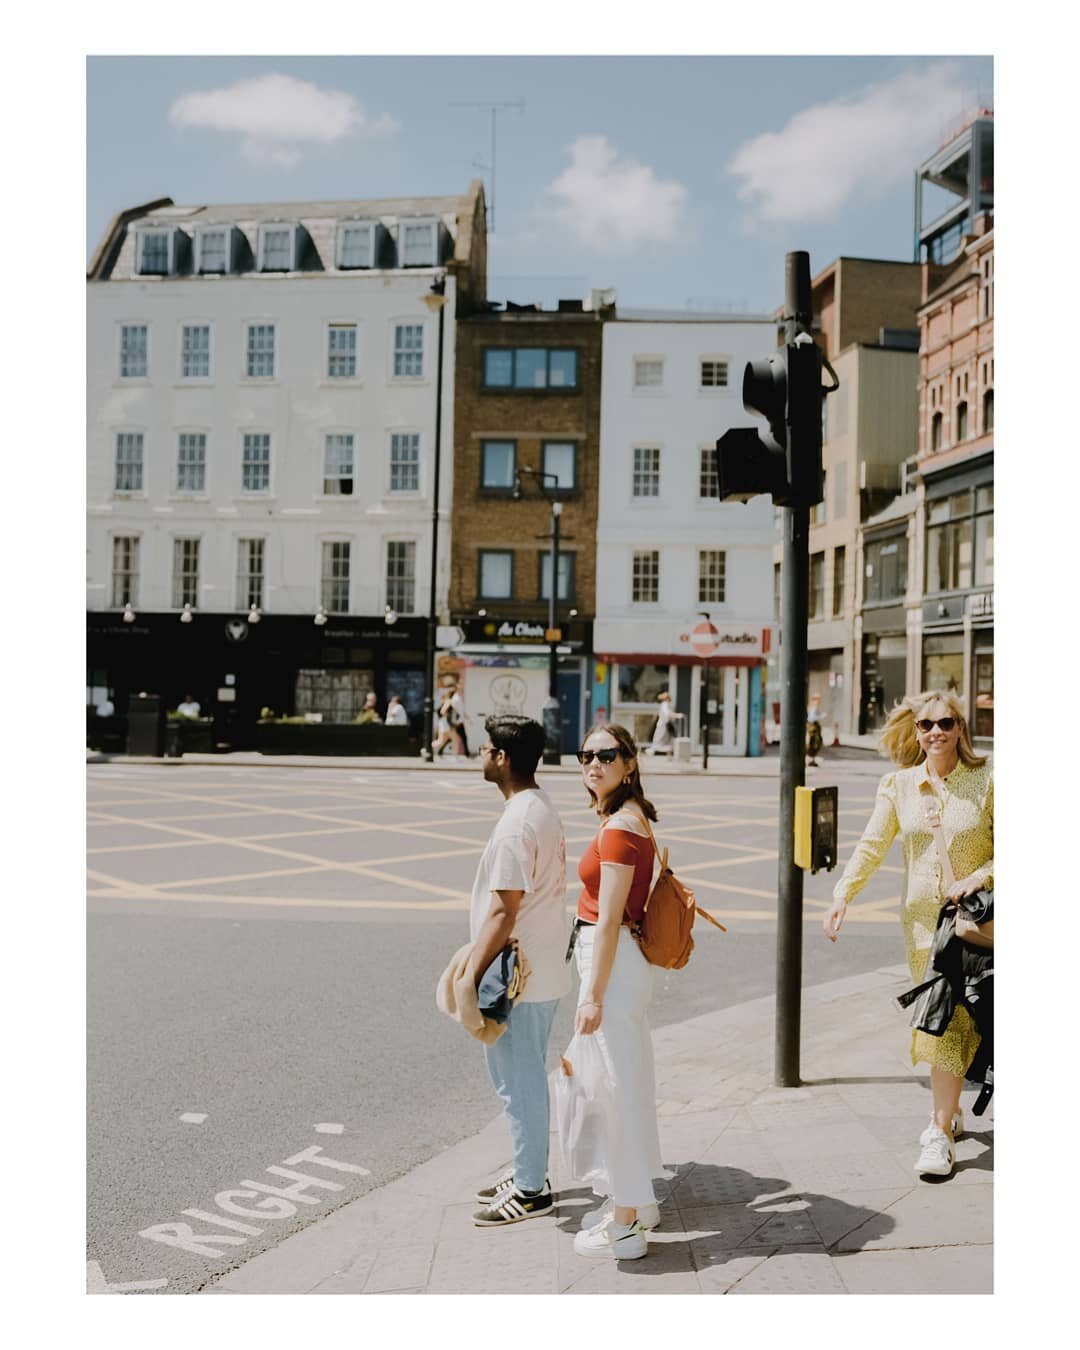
[794,785,838,874]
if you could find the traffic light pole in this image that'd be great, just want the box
[775,251,814,1087]
[776,503,809,1086]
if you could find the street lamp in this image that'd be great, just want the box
[248,605,261,625]
[421,274,448,762]
[314,604,328,627]
[698,610,712,771]
[384,604,398,626]
[180,603,193,624]
[514,465,568,765]
[122,602,136,624]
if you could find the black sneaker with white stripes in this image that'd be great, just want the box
[475,1172,550,1203]
[472,1186,554,1226]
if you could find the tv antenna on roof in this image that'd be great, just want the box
[449,99,525,235]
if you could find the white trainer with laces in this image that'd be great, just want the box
[920,1110,963,1146]
[915,1126,956,1178]
[580,1197,660,1232]
[573,1218,648,1261]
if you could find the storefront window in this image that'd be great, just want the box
[975,513,993,586]
[616,664,672,705]
[973,648,994,738]
[925,486,992,595]
[864,535,908,604]
[921,635,964,701]
[295,669,374,723]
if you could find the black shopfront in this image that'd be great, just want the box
[86,611,429,751]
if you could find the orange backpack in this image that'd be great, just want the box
[617,813,727,969]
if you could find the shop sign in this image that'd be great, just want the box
[675,626,765,659]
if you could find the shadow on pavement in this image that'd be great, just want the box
[554,1161,897,1272]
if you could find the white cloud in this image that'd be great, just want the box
[169,73,399,168]
[545,135,688,248]
[727,62,978,225]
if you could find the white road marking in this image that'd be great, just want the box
[87,1260,168,1294]
[180,1112,208,1124]
[315,1122,345,1134]
[140,1145,372,1258]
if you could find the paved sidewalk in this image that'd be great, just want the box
[199,965,992,1296]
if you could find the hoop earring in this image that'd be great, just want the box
[622,775,632,786]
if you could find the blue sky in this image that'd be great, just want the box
[87,54,992,312]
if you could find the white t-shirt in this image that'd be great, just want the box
[469,787,570,1004]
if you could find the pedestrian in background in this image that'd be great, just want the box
[647,691,684,755]
[384,694,408,726]
[447,679,470,757]
[469,716,569,1227]
[176,693,201,719]
[570,723,667,1261]
[354,692,382,725]
[823,690,993,1180]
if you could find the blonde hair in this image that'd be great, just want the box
[878,689,987,769]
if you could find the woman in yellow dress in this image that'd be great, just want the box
[823,690,992,1180]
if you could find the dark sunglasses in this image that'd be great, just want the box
[576,747,624,765]
[916,717,956,733]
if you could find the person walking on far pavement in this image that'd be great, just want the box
[176,693,201,718]
[447,679,470,756]
[823,690,993,1181]
[647,691,684,755]
[806,694,824,766]
[470,716,569,1226]
[432,686,456,756]
[570,723,668,1261]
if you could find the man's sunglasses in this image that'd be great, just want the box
[576,747,624,765]
[916,717,956,733]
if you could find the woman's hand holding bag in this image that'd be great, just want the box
[554,1032,616,1190]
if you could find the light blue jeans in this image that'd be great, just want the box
[483,997,560,1194]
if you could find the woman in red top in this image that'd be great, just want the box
[570,724,667,1263]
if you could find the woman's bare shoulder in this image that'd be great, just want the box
[607,808,650,837]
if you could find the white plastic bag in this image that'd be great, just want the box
[554,1032,616,1189]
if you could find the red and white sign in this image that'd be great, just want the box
[690,620,720,657]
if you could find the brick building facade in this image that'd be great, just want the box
[444,298,613,750]
[912,217,994,739]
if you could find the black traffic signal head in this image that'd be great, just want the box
[715,337,824,509]
[743,352,788,453]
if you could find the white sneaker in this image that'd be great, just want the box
[920,1110,963,1146]
[580,1197,660,1231]
[915,1126,955,1178]
[573,1218,648,1261]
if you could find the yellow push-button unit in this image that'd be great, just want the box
[794,785,838,874]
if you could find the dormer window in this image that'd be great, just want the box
[398,219,440,267]
[135,227,188,276]
[195,226,237,275]
[338,222,376,269]
[257,223,298,272]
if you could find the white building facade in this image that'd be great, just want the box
[593,315,778,755]
[86,187,486,746]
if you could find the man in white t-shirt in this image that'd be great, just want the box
[468,715,569,1226]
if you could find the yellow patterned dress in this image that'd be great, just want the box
[832,760,994,1074]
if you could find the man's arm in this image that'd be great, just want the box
[468,890,524,988]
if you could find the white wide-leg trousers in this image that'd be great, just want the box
[575,924,664,1209]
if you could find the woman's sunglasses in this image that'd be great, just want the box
[576,747,624,765]
[916,717,956,733]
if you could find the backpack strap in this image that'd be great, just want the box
[637,812,727,932]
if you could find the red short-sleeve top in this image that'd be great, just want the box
[577,818,656,924]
